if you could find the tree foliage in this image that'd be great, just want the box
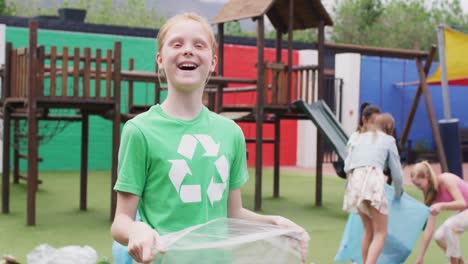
[1,0,16,15]
[10,0,166,29]
[7,0,468,50]
[225,21,242,36]
[331,0,468,50]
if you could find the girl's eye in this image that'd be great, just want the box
[173,42,182,48]
[195,43,205,49]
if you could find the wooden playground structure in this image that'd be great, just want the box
[1,20,123,225]
[211,0,448,212]
[0,0,449,225]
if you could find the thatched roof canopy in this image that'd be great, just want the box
[213,0,333,33]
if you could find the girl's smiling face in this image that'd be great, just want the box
[156,19,217,93]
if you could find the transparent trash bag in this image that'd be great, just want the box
[113,218,308,264]
[26,243,98,264]
[334,184,430,264]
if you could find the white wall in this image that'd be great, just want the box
[296,50,318,168]
[296,51,361,168]
[335,53,361,136]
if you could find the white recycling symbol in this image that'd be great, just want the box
[168,134,229,205]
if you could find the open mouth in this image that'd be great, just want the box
[178,63,198,71]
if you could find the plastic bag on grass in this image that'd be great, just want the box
[113,218,309,264]
[27,244,98,264]
[112,241,133,264]
[334,184,430,264]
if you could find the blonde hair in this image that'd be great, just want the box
[156,13,217,55]
[410,161,439,205]
[375,113,395,136]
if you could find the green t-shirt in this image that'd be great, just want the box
[114,105,249,234]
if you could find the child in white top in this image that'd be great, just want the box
[343,113,404,264]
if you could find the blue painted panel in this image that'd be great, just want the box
[360,56,382,106]
[360,56,468,152]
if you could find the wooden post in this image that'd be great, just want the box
[2,105,10,214]
[94,49,101,98]
[287,0,294,105]
[273,117,281,198]
[155,65,161,104]
[273,25,282,198]
[111,42,122,221]
[1,43,12,213]
[2,42,12,213]
[27,20,39,225]
[80,113,89,211]
[62,47,69,97]
[13,120,19,184]
[315,20,325,207]
[254,16,265,211]
[128,58,134,112]
[216,23,224,113]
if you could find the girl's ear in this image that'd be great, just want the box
[156,52,163,69]
[210,54,218,72]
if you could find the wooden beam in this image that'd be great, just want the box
[416,58,448,172]
[322,42,429,59]
[400,46,436,147]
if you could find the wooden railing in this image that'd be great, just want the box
[263,62,288,105]
[10,47,29,98]
[6,44,118,101]
[40,46,116,99]
[261,63,319,106]
[292,65,318,104]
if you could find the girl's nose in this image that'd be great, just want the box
[183,46,193,56]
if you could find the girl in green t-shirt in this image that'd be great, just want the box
[111,12,309,264]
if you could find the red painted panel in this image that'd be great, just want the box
[222,44,298,166]
[428,78,468,86]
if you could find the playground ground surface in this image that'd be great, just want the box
[0,164,466,263]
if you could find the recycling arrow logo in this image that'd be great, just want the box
[168,134,229,205]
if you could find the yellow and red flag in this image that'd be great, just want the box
[427,27,468,86]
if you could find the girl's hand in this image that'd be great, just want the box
[127,222,166,263]
[430,203,443,216]
[270,216,310,263]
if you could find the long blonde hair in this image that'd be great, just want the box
[410,161,439,205]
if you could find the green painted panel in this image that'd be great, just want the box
[6,27,163,171]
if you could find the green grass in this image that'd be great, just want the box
[0,168,466,263]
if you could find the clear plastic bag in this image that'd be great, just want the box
[26,244,98,264]
[113,218,308,264]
